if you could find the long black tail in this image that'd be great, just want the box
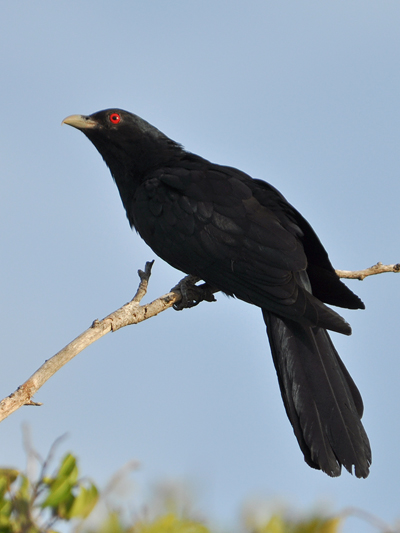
[263,310,371,477]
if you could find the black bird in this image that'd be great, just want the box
[63,109,371,478]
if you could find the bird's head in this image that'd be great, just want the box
[62,108,183,178]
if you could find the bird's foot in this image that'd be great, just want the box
[172,275,217,310]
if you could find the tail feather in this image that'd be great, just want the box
[263,310,371,478]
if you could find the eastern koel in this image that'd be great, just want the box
[63,109,371,478]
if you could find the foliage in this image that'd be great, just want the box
[0,452,98,533]
[0,449,346,533]
[250,513,341,533]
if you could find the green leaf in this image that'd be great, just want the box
[17,474,30,500]
[98,512,125,533]
[136,513,211,533]
[68,482,98,519]
[41,454,81,510]
[57,454,78,484]
[42,476,73,508]
[0,469,19,499]
[0,469,19,483]
[0,499,12,517]
[0,512,11,528]
[255,514,286,533]
[55,491,75,520]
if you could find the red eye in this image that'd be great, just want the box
[109,113,121,124]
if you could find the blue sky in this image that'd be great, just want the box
[1,2,400,531]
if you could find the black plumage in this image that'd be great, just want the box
[63,109,371,477]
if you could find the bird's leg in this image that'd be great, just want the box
[172,275,217,310]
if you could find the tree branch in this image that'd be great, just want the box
[0,261,397,423]
[336,262,400,281]
[0,262,213,423]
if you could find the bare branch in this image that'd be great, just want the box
[0,260,397,423]
[0,263,207,423]
[336,262,400,281]
[132,260,154,303]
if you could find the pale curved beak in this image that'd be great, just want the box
[62,114,97,129]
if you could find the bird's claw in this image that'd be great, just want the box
[172,276,216,311]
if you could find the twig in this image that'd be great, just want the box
[336,262,400,281]
[0,262,198,423]
[0,261,397,423]
[341,506,396,532]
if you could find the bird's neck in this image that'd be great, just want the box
[103,140,184,226]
